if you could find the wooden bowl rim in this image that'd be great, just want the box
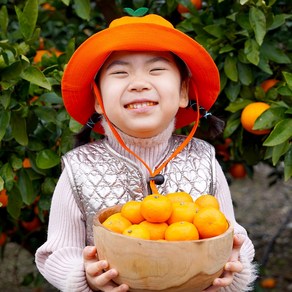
[93,204,234,243]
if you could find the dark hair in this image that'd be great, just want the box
[73,112,102,148]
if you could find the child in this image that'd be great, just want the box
[35,14,257,292]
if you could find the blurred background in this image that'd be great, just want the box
[0,0,291,291]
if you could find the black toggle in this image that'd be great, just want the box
[149,174,165,185]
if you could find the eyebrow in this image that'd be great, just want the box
[105,56,171,70]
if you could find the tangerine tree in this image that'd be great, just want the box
[0,0,291,288]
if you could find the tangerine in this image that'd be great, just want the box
[0,189,8,207]
[123,224,151,240]
[177,0,202,14]
[140,194,173,223]
[241,102,271,135]
[260,79,279,93]
[193,207,228,239]
[165,191,193,203]
[139,221,168,240]
[229,163,247,179]
[167,202,199,225]
[21,216,41,232]
[102,212,132,234]
[195,194,220,210]
[121,201,144,224]
[165,221,199,241]
[0,232,7,246]
[22,158,31,168]
[260,277,277,288]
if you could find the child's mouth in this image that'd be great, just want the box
[125,101,157,109]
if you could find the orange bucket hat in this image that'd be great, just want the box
[61,14,220,134]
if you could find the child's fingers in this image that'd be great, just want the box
[225,260,243,273]
[83,246,97,261]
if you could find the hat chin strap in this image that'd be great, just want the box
[93,83,200,194]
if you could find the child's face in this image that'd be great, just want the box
[96,51,189,138]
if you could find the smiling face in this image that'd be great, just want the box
[95,51,189,138]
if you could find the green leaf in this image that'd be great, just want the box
[74,0,90,20]
[224,55,238,82]
[20,66,51,90]
[219,44,235,54]
[7,185,23,219]
[271,141,290,166]
[0,163,15,191]
[260,42,291,64]
[34,107,57,124]
[237,62,253,85]
[15,0,38,40]
[36,150,60,169]
[283,71,292,90]
[244,39,260,65]
[17,169,36,205]
[223,113,241,137]
[224,82,241,102]
[62,0,71,5]
[0,5,8,36]
[0,110,10,141]
[263,119,292,146]
[268,14,286,30]
[204,25,224,38]
[249,7,266,46]
[11,111,28,146]
[253,107,287,130]
[1,61,24,80]
[284,147,292,181]
[225,98,251,113]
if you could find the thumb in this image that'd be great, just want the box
[83,246,97,261]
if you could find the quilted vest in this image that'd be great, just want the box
[62,135,216,245]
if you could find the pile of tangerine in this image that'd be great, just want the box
[102,192,229,241]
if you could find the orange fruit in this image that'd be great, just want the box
[140,194,173,223]
[139,221,168,240]
[102,213,132,234]
[260,277,277,288]
[22,158,31,168]
[260,79,279,93]
[33,49,63,64]
[165,221,199,241]
[0,189,8,207]
[42,3,56,11]
[121,201,144,224]
[193,207,228,239]
[167,202,199,225]
[21,216,41,232]
[195,194,220,210]
[241,102,271,135]
[0,232,7,246]
[229,163,247,179]
[33,50,51,63]
[123,224,151,240]
[177,0,202,13]
[165,191,193,203]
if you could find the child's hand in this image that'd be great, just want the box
[83,246,129,292]
[202,234,244,292]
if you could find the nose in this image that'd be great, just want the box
[127,75,151,92]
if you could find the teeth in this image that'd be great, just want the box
[127,102,156,109]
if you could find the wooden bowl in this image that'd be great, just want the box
[93,205,234,292]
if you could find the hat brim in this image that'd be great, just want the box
[61,22,220,133]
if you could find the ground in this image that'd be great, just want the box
[0,163,291,291]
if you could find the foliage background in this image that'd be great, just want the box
[0,0,291,289]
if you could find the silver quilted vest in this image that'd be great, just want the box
[62,135,216,245]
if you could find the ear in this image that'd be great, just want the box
[179,80,189,108]
[94,99,103,114]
